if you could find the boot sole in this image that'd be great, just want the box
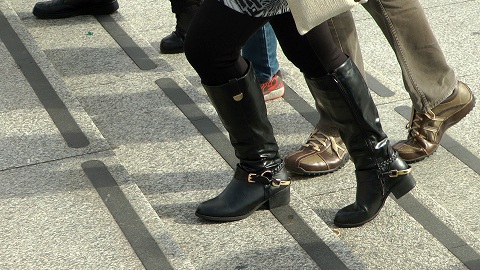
[334,175,416,228]
[33,1,119,19]
[195,186,290,222]
[404,87,476,164]
[286,154,350,176]
[160,47,185,54]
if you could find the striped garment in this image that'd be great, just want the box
[218,0,289,17]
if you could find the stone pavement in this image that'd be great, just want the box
[1,0,480,269]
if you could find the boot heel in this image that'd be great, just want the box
[264,186,291,209]
[391,175,416,199]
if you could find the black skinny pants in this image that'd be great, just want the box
[184,0,347,86]
[170,0,203,14]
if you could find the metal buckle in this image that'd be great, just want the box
[388,166,412,177]
[271,179,292,187]
[247,170,272,183]
[247,170,290,186]
[247,173,257,183]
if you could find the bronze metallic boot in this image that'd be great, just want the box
[195,63,291,222]
[393,81,475,163]
[308,58,415,228]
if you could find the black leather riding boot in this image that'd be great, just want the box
[33,0,119,19]
[195,63,291,222]
[306,58,415,228]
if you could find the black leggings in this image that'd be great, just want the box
[184,0,347,86]
[170,0,203,14]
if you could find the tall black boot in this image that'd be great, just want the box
[33,0,119,19]
[306,58,415,228]
[195,63,291,222]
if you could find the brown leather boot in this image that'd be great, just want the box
[285,129,349,175]
[393,81,475,163]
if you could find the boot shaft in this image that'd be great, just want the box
[202,63,280,171]
[305,58,392,170]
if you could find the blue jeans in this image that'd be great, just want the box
[242,23,279,83]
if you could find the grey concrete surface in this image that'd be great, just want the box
[0,153,144,269]
[0,0,111,171]
[2,0,480,269]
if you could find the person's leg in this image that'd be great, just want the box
[364,0,454,110]
[327,12,365,77]
[270,14,414,227]
[284,11,364,175]
[184,0,290,222]
[160,0,203,54]
[286,0,476,174]
[242,23,279,82]
[32,0,118,19]
[242,23,285,101]
[363,0,475,163]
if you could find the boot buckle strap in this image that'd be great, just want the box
[247,171,291,187]
[247,170,271,183]
[271,180,292,187]
[386,166,412,178]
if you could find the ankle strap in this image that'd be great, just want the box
[234,163,290,187]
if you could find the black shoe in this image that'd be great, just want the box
[33,0,119,19]
[160,31,186,54]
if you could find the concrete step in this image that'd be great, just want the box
[2,0,480,269]
[0,1,192,269]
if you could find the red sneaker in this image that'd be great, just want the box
[260,71,285,101]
